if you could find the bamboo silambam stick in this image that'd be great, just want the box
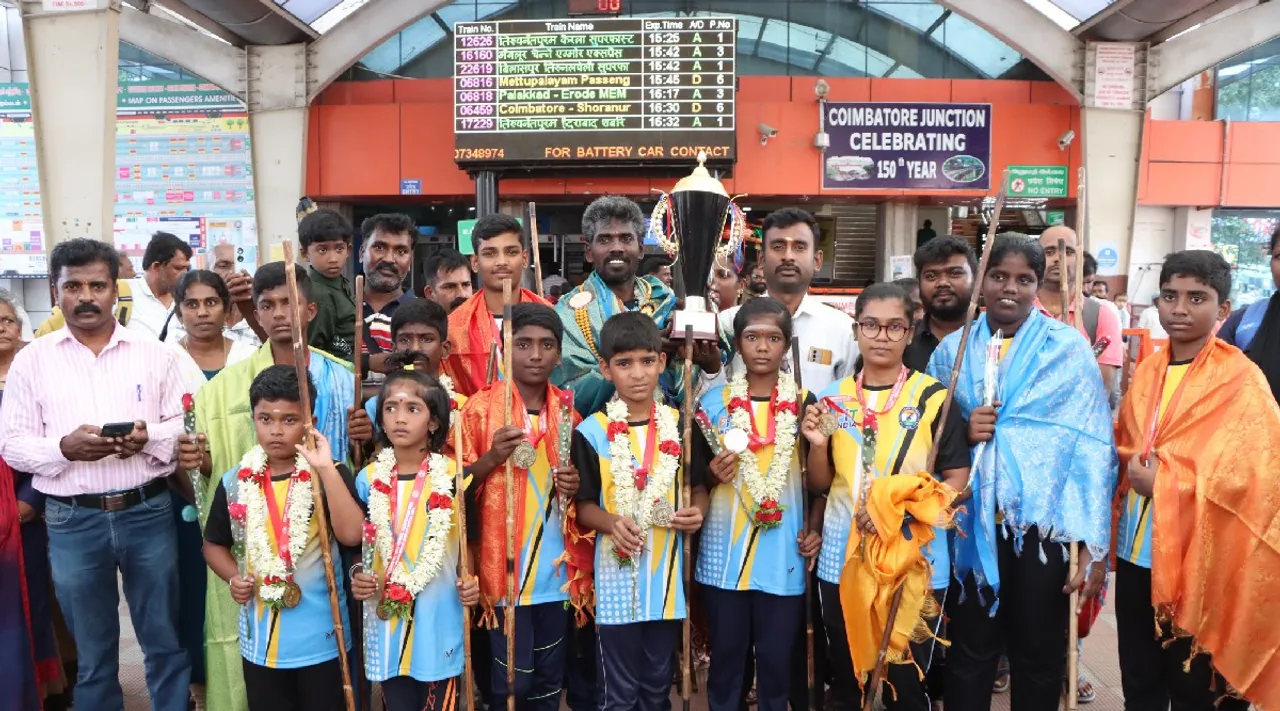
[282,241,356,711]
[502,278,517,711]
[455,394,477,711]
[680,325,694,711]
[529,202,544,298]
[353,275,365,471]
[1065,167,1087,711]
[791,336,819,711]
[862,173,1010,711]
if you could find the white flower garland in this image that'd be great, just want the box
[233,446,314,608]
[606,398,681,561]
[366,448,455,602]
[726,374,798,527]
[438,373,459,409]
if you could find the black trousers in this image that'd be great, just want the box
[489,602,569,711]
[1115,559,1249,711]
[381,676,457,711]
[566,619,598,711]
[944,526,1070,711]
[241,657,345,711]
[818,580,942,711]
[704,587,805,711]
[788,568,828,711]
[596,620,680,711]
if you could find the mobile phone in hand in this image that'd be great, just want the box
[99,422,134,439]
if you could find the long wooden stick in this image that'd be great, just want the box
[1065,167,1087,711]
[456,397,476,711]
[282,242,356,711]
[502,278,517,711]
[529,202,544,298]
[791,337,819,711]
[353,275,365,471]
[681,325,694,711]
[862,174,1010,711]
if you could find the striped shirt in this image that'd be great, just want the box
[0,324,186,496]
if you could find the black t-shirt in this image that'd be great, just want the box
[573,411,706,505]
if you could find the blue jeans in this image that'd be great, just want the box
[45,487,191,711]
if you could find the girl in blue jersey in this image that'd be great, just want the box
[319,353,481,711]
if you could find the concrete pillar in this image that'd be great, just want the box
[1080,107,1144,283]
[21,0,119,248]
[877,202,919,281]
[247,44,308,259]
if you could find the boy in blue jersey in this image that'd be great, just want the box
[203,365,354,711]
[572,312,709,711]
[693,297,823,711]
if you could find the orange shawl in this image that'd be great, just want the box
[458,381,595,627]
[840,473,956,688]
[1115,339,1280,708]
[444,289,550,397]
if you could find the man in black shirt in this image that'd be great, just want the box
[904,235,977,372]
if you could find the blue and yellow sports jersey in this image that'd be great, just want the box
[355,460,466,683]
[206,469,352,670]
[572,405,700,625]
[509,413,568,606]
[694,385,811,596]
[814,371,969,590]
[1117,361,1190,569]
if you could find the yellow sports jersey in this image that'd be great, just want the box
[356,460,467,682]
[815,370,969,590]
[1118,361,1191,568]
[512,413,568,606]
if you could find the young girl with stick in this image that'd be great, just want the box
[315,352,481,711]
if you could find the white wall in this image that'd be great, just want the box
[1127,206,1176,304]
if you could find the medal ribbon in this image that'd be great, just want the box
[740,392,778,452]
[854,366,909,433]
[521,401,551,451]
[385,459,433,586]
[260,470,297,571]
[632,404,660,490]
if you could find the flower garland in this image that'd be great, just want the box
[726,374,798,529]
[233,446,314,611]
[437,373,459,411]
[605,398,681,565]
[366,447,455,620]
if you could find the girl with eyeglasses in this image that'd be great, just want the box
[800,282,971,711]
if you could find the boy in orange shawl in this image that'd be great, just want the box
[458,303,594,711]
[1115,250,1280,711]
[444,214,550,396]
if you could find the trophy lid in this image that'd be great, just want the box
[671,151,728,197]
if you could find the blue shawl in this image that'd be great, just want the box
[926,308,1116,603]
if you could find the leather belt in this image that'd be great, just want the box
[49,478,169,512]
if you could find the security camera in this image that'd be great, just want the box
[814,79,830,100]
[759,123,778,146]
[1058,129,1075,151]
[814,132,830,149]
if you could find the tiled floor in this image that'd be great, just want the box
[119,582,1126,711]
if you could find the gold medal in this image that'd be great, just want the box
[651,498,675,527]
[282,581,302,609]
[818,412,840,437]
[511,441,538,469]
[376,600,391,621]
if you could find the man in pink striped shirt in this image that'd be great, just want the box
[0,238,193,711]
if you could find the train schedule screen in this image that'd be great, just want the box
[453,17,737,167]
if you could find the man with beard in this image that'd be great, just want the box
[422,247,474,313]
[552,195,720,417]
[747,260,767,297]
[719,207,856,393]
[357,213,417,375]
[905,236,977,371]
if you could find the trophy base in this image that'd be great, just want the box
[671,309,719,342]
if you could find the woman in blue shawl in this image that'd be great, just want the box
[926,235,1116,711]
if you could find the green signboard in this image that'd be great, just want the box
[1046,210,1066,226]
[457,216,522,255]
[0,80,242,114]
[1005,165,1069,198]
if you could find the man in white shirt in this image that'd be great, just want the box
[127,231,191,341]
[718,207,857,393]
[1136,296,1168,339]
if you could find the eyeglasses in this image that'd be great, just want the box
[856,320,909,341]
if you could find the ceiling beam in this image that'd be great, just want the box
[253,0,319,41]
[118,6,247,98]
[936,0,1082,98]
[148,0,245,47]
[308,0,449,101]
[1073,0,1139,36]
[1146,0,1251,44]
[1151,0,1280,95]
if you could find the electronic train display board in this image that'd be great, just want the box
[453,16,736,169]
